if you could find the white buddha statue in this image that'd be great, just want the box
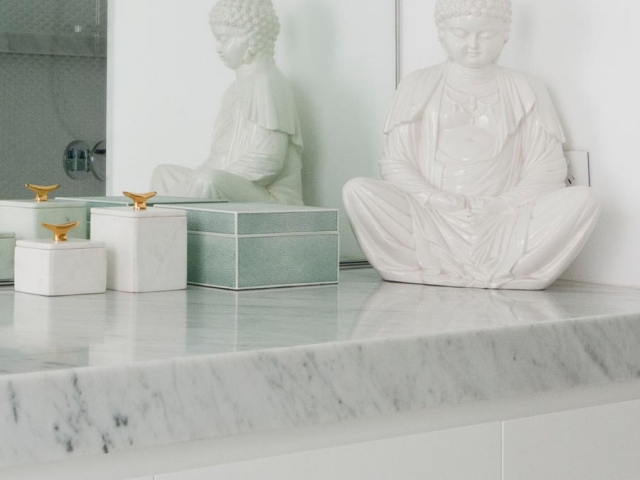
[343,0,600,290]
[151,0,304,205]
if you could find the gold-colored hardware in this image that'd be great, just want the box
[41,221,80,243]
[25,184,60,202]
[122,191,157,211]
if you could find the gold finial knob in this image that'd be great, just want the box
[41,221,79,243]
[25,184,61,202]
[122,191,157,211]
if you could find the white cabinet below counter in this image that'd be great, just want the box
[504,398,640,480]
[157,422,502,480]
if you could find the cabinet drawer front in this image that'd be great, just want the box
[504,399,640,480]
[157,422,501,480]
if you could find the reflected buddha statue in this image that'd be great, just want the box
[151,0,304,205]
[343,0,600,290]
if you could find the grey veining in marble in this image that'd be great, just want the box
[2,269,640,466]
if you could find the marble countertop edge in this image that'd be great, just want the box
[3,267,640,469]
[3,307,640,467]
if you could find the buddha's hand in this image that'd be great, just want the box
[195,164,214,173]
[424,192,469,212]
[470,197,511,216]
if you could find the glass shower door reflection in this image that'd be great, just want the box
[0,0,107,199]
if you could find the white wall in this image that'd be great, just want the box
[400,0,640,287]
[107,0,229,193]
[107,0,396,262]
[275,0,396,261]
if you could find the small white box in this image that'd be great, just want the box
[0,233,16,281]
[91,207,187,293]
[0,200,87,240]
[14,239,107,297]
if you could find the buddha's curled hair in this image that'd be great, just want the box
[210,0,280,57]
[434,0,512,27]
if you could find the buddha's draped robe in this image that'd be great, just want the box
[151,59,303,205]
[344,63,600,290]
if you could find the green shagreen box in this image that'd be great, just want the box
[155,203,339,290]
[56,196,227,237]
[0,232,15,283]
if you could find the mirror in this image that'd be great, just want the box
[0,0,108,200]
[107,0,397,262]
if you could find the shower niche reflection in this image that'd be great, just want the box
[0,0,107,199]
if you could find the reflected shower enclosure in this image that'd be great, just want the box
[0,0,107,199]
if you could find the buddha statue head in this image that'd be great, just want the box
[435,0,512,69]
[209,0,280,70]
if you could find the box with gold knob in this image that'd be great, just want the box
[14,222,106,297]
[0,185,87,241]
[90,192,187,293]
[55,195,223,236]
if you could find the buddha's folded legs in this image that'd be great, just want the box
[507,186,600,290]
[345,177,600,290]
[150,165,276,203]
[150,165,203,197]
[343,177,421,277]
[198,169,276,203]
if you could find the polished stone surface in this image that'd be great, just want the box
[1,269,640,466]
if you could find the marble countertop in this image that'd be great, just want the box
[2,268,640,466]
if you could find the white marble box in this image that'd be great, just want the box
[14,239,107,297]
[0,200,87,240]
[91,207,187,293]
[155,203,339,290]
[56,196,225,237]
[0,233,15,282]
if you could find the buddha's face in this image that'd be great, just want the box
[212,25,250,70]
[439,15,509,69]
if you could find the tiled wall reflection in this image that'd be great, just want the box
[0,0,104,35]
[0,0,107,199]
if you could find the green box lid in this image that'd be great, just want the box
[56,196,227,220]
[155,203,339,236]
[56,196,224,206]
